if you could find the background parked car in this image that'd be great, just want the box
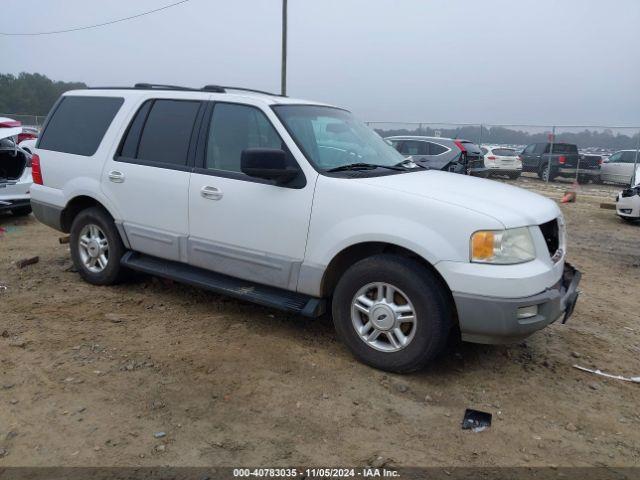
[0,118,33,217]
[615,165,640,223]
[599,150,639,185]
[520,142,600,183]
[386,136,488,176]
[480,145,522,179]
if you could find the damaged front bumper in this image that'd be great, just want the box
[454,263,581,344]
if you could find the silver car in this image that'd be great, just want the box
[600,150,639,185]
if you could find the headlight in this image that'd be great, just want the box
[471,227,536,264]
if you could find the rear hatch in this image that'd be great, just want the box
[489,147,520,168]
[457,140,485,171]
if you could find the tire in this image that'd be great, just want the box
[11,206,32,217]
[539,163,555,182]
[332,254,452,373]
[69,206,126,285]
[577,174,590,184]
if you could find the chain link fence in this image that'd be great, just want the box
[366,122,640,187]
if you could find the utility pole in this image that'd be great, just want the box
[281,0,288,96]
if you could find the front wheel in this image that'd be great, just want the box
[332,254,452,373]
[70,207,126,285]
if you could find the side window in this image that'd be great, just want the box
[118,99,201,167]
[38,96,124,156]
[398,140,426,155]
[481,147,489,155]
[622,151,638,163]
[523,144,535,154]
[205,103,283,173]
[608,152,622,163]
[429,143,447,155]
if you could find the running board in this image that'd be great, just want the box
[121,252,326,317]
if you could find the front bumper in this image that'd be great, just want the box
[453,263,581,344]
[616,191,640,218]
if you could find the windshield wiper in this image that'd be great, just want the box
[326,162,405,172]
[395,158,428,170]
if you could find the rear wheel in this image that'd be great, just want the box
[11,206,32,217]
[539,162,555,182]
[70,207,126,285]
[332,254,451,373]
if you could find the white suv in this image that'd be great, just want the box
[30,84,581,372]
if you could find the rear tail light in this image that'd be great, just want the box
[18,132,37,143]
[598,158,603,165]
[558,155,566,165]
[31,153,43,185]
[487,156,496,160]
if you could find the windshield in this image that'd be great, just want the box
[272,105,406,171]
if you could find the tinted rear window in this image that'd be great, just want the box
[492,148,518,156]
[38,96,123,156]
[546,143,578,154]
[136,100,200,166]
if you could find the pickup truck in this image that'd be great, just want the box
[520,142,600,182]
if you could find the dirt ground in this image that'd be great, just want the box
[1,174,639,468]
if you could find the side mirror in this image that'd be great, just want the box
[241,148,298,185]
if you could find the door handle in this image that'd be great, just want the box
[200,185,223,200]
[108,171,125,183]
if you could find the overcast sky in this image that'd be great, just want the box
[1,0,639,126]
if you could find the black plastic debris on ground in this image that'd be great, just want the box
[461,409,492,432]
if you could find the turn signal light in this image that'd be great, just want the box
[471,231,495,260]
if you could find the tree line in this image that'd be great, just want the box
[377,125,639,150]
[0,72,86,116]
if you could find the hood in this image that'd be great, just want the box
[357,170,560,228]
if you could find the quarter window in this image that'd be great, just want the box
[205,103,283,173]
[38,96,123,156]
[428,142,448,155]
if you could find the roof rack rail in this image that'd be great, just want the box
[201,85,226,93]
[203,85,286,97]
[134,83,198,91]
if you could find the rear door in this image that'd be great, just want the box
[620,151,639,184]
[102,98,203,262]
[601,152,623,183]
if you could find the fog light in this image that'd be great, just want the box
[517,305,538,319]
[620,208,632,214]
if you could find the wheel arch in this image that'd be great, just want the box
[60,195,117,233]
[318,241,458,326]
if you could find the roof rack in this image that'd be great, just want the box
[87,83,287,97]
[134,83,199,91]
[205,85,286,97]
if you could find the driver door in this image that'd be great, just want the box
[187,101,317,290]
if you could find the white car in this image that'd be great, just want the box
[615,165,640,223]
[0,118,33,217]
[600,150,639,185]
[30,84,581,372]
[480,145,522,179]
